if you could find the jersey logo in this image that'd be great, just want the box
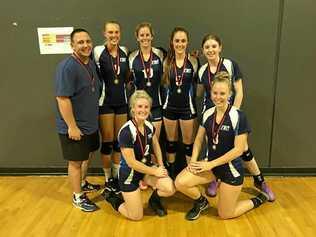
[152,59,159,65]
[221,125,230,131]
[184,68,192,73]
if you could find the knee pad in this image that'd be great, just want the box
[101,142,113,155]
[166,141,177,154]
[184,143,193,157]
[241,148,254,162]
[113,140,121,152]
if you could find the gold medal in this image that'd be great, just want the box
[177,87,182,94]
[141,157,147,163]
[114,78,119,84]
[212,144,216,150]
[146,81,151,87]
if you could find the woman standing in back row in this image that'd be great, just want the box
[129,22,165,144]
[162,27,199,178]
[94,21,129,195]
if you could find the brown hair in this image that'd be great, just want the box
[135,22,154,38]
[201,34,222,48]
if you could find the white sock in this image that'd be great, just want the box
[103,168,112,182]
[112,163,120,179]
[74,192,83,200]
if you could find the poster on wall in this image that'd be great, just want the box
[37,27,73,54]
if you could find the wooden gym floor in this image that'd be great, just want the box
[0,176,315,237]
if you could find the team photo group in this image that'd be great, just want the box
[54,21,276,222]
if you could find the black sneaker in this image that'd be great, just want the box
[72,193,98,212]
[81,180,101,192]
[185,196,209,221]
[101,181,112,199]
[148,190,167,217]
[108,178,121,194]
[105,191,124,211]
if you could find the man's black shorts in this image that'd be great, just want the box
[58,131,99,161]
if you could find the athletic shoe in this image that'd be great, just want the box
[105,191,124,211]
[206,180,218,197]
[185,196,209,221]
[148,191,167,217]
[72,194,98,212]
[81,180,101,192]
[255,182,275,202]
[107,178,121,194]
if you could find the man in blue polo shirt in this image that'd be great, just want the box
[55,28,101,212]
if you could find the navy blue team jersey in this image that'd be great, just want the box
[94,45,129,106]
[163,54,198,114]
[118,120,155,171]
[201,106,250,179]
[129,47,164,108]
[198,58,242,112]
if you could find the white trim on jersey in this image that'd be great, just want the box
[94,45,106,106]
[228,107,239,132]
[118,120,137,143]
[198,63,208,83]
[119,45,129,56]
[152,47,164,63]
[128,50,139,71]
[93,45,105,68]
[189,87,196,114]
[158,87,162,106]
[222,58,233,80]
[202,107,216,124]
[228,161,241,177]
[162,90,169,110]
[124,169,134,184]
[188,54,198,75]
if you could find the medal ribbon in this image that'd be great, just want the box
[174,55,187,87]
[132,120,147,159]
[140,49,153,80]
[72,53,95,89]
[211,104,231,144]
[108,46,120,78]
[207,57,222,89]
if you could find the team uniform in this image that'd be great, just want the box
[163,54,198,120]
[118,120,155,192]
[94,45,129,114]
[198,58,242,113]
[129,47,164,121]
[201,106,251,185]
[55,55,101,161]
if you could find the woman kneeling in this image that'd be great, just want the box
[175,71,269,221]
[106,90,175,220]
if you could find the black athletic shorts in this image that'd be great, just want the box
[58,131,99,161]
[118,167,144,192]
[163,108,197,120]
[149,106,163,122]
[99,104,128,115]
[212,164,244,186]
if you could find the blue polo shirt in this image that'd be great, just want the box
[55,56,101,135]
